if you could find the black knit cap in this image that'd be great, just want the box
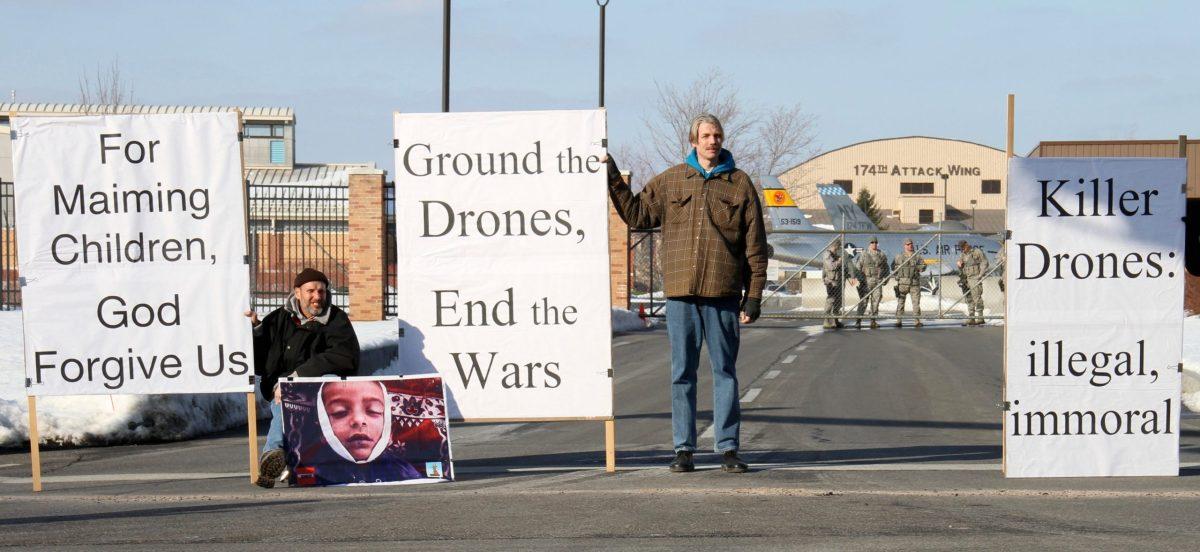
[293,268,329,288]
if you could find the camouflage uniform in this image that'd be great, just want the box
[959,246,989,325]
[822,242,844,329]
[892,247,925,326]
[856,244,890,327]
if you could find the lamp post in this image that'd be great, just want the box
[970,199,977,230]
[940,173,949,224]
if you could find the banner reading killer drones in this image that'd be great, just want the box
[280,376,453,486]
[392,110,613,420]
[1005,158,1186,477]
[12,113,252,396]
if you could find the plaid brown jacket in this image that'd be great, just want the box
[609,162,768,301]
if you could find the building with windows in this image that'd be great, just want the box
[778,136,1008,231]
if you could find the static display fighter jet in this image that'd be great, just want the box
[759,176,1003,289]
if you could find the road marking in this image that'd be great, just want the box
[795,345,807,351]
[613,340,633,348]
[764,370,781,380]
[781,354,796,364]
[740,388,762,403]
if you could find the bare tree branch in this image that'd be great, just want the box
[632,69,816,179]
[78,57,133,114]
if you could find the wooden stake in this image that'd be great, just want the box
[27,396,41,492]
[247,392,259,483]
[1002,93,1014,476]
[604,419,616,473]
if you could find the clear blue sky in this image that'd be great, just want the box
[2,0,1197,175]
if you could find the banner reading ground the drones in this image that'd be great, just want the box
[12,113,252,396]
[1005,157,1186,477]
[393,109,613,419]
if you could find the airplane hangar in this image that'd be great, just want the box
[778,136,1008,232]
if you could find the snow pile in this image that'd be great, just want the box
[0,309,657,447]
[0,312,401,448]
[1180,316,1200,412]
[612,307,654,332]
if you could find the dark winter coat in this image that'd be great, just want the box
[253,303,360,400]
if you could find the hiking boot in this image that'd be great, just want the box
[854,320,862,329]
[869,320,879,329]
[914,320,923,328]
[895,321,903,328]
[255,448,286,489]
[669,451,695,473]
[834,320,844,329]
[721,451,749,473]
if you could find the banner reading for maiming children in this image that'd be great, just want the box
[392,109,613,419]
[1005,157,1186,477]
[13,113,253,396]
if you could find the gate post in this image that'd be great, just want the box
[348,167,387,321]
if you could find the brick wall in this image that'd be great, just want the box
[608,173,631,309]
[347,168,386,321]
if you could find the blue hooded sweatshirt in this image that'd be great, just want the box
[686,148,736,179]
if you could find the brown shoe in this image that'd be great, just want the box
[914,320,924,328]
[869,320,879,329]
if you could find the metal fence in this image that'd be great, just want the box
[0,180,17,310]
[0,181,357,313]
[629,229,1007,322]
[384,181,397,317]
[628,229,664,317]
[247,183,349,312]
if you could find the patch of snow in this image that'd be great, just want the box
[0,308,658,447]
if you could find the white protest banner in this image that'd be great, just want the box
[13,113,253,396]
[393,109,612,419]
[1005,158,1185,477]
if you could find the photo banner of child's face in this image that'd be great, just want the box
[280,376,454,486]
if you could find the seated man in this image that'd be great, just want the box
[246,268,360,488]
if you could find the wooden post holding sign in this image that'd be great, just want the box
[393,110,618,472]
[236,110,260,485]
[1002,94,1014,475]
[1004,156,1186,477]
[11,112,255,491]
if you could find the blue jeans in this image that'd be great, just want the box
[265,399,284,453]
[666,296,741,453]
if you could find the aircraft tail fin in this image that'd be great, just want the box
[758,176,818,232]
[816,184,878,231]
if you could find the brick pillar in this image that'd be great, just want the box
[347,167,387,321]
[608,172,631,309]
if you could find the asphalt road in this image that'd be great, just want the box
[2,320,1199,551]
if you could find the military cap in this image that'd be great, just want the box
[869,236,878,243]
[903,238,913,245]
[958,239,969,247]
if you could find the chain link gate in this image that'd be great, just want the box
[629,228,1007,323]
[0,179,18,310]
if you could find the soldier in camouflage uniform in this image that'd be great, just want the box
[891,238,925,328]
[957,240,989,326]
[822,238,845,330]
[855,236,890,329]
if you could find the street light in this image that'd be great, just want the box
[940,173,949,225]
[970,199,977,230]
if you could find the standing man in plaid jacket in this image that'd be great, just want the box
[606,113,768,474]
